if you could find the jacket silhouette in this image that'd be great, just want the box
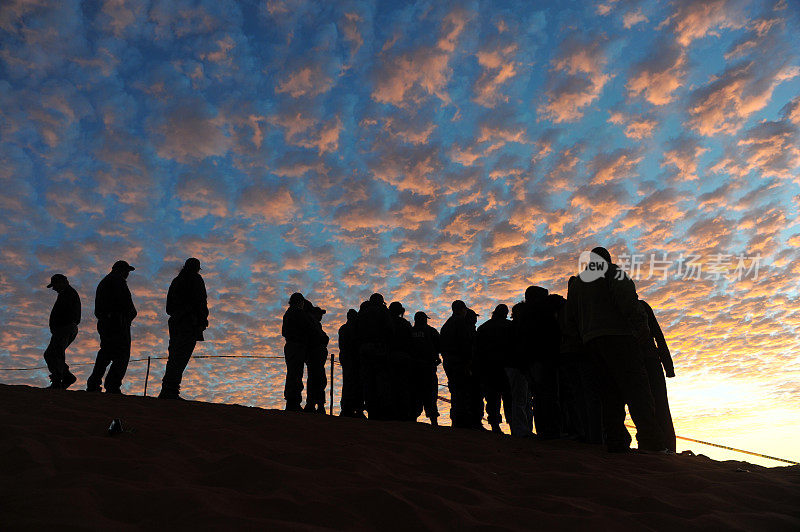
[43,274,80,389]
[87,261,136,394]
[159,258,208,400]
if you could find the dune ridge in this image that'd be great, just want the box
[1,384,798,530]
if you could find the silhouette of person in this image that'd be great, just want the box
[338,309,364,418]
[387,301,415,420]
[636,299,677,451]
[43,274,80,389]
[559,278,602,444]
[520,286,561,439]
[507,302,533,436]
[475,304,513,433]
[565,247,665,453]
[281,292,313,411]
[87,260,137,394]
[305,305,329,413]
[357,293,394,420]
[158,258,208,400]
[410,311,441,425]
[440,300,480,429]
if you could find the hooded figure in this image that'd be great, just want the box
[565,247,665,453]
[159,258,209,400]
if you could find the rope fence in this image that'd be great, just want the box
[1,354,797,466]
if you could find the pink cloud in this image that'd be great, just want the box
[627,43,686,106]
[540,39,611,122]
[371,9,470,107]
[276,65,335,98]
[664,0,747,47]
[688,62,800,136]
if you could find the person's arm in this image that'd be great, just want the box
[644,302,674,377]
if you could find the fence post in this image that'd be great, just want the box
[143,356,151,397]
[329,352,334,416]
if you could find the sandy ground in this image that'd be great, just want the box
[1,384,798,531]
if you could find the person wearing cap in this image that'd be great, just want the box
[565,246,666,453]
[440,300,480,429]
[410,311,441,425]
[475,304,513,433]
[158,258,209,400]
[43,274,81,389]
[305,304,329,413]
[87,260,137,393]
[281,292,314,411]
[338,309,364,418]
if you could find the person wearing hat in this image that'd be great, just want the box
[410,311,441,425]
[87,260,137,393]
[475,304,513,433]
[43,274,81,389]
[281,292,314,411]
[158,258,209,400]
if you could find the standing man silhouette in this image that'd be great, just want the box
[43,274,80,389]
[159,258,208,400]
[87,260,137,394]
[281,292,312,411]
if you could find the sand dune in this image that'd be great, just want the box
[1,384,797,530]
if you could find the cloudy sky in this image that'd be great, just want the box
[1,0,798,465]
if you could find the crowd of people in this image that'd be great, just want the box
[41,258,208,400]
[40,246,676,454]
[281,247,676,454]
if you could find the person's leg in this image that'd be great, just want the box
[483,377,502,430]
[579,353,603,444]
[87,321,113,391]
[589,338,632,452]
[104,326,131,393]
[283,341,305,410]
[339,351,353,416]
[532,360,560,438]
[160,319,197,399]
[505,367,532,437]
[43,326,72,387]
[644,354,676,452]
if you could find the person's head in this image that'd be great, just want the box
[111,260,135,279]
[183,257,201,274]
[369,293,385,306]
[492,304,509,319]
[312,306,326,321]
[388,301,405,317]
[591,246,612,265]
[465,308,479,325]
[524,285,548,302]
[451,299,467,316]
[359,301,369,313]
[288,292,305,309]
[46,274,69,293]
[346,308,358,321]
[511,302,524,320]
[414,311,429,327]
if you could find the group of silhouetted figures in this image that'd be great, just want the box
[282,247,677,454]
[42,258,208,400]
[41,247,675,453]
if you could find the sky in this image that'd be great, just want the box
[1,0,798,467]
